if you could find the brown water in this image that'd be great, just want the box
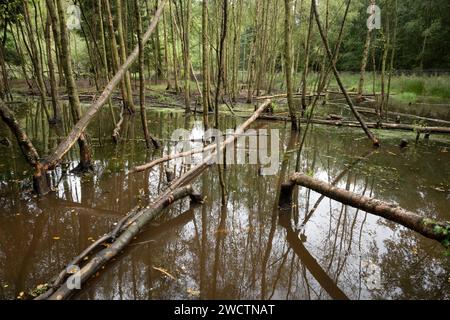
[0,100,449,300]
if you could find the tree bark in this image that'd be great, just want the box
[55,0,94,173]
[0,99,50,195]
[284,0,298,130]
[202,0,210,128]
[312,0,379,146]
[288,173,450,244]
[44,12,61,123]
[116,0,136,114]
[134,0,160,149]
[41,185,201,300]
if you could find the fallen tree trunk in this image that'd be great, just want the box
[312,0,379,147]
[255,92,325,101]
[41,0,167,172]
[132,99,272,174]
[287,173,450,245]
[256,114,450,135]
[37,184,201,300]
[351,105,450,127]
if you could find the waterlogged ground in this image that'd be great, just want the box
[0,99,449,300]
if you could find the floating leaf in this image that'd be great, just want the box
[53,236,61,240]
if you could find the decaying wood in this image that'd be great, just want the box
[287,173,450,245]
[36,184,201,300]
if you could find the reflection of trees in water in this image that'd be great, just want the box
[370,230,450,300]
[0,105,449,299]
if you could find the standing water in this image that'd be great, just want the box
[0,100,449,300]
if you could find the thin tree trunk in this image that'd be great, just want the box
[44,13,61,123]
[55,0,93,173]
[312,0,379,146]
[284,0,298,130]
[116,0,136,114]
[135,0,160,149]
[214,0,228,128]
[202,0,210,128]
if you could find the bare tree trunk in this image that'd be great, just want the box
[312,0,379,146]
[135,0,160,149]
[288,173,450,245]
[42,185,201,300]
[284,0,298,130]
[44,13,61,123]
[0,99,50,195]
[104,0,131,112]
[55,0,93,173]
[22,0,51,120]
[214,0,228,128]
[202,0,210,128]
[116,0,136,114]
[357,30,372,100]
[301,2,314,111]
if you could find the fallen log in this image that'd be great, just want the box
[36,184,201,300]
[312,0,379,147]
[131,99,272,173]
[255,92,325,101]
[287,173,450,245]
[255,115,450,135]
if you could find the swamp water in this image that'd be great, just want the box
[0,100,449,300]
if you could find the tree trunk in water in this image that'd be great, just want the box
[116,0,136,114]
[301,2,314,111]
[22,0,51,121]
[43,185,202,300]
[284,0,298,131]
[135,0,160,149]
[357,29,372,99]
[312,0,379,146]
[214,0,228,129]
[288,173,450,245]
[202,0,210,129]
[97,0,117,126]
[0,99,51,195]
[55,0,93,173]
[44,13,61,123]
[104,0,131,113]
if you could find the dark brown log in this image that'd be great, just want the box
[289,173,450,244]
